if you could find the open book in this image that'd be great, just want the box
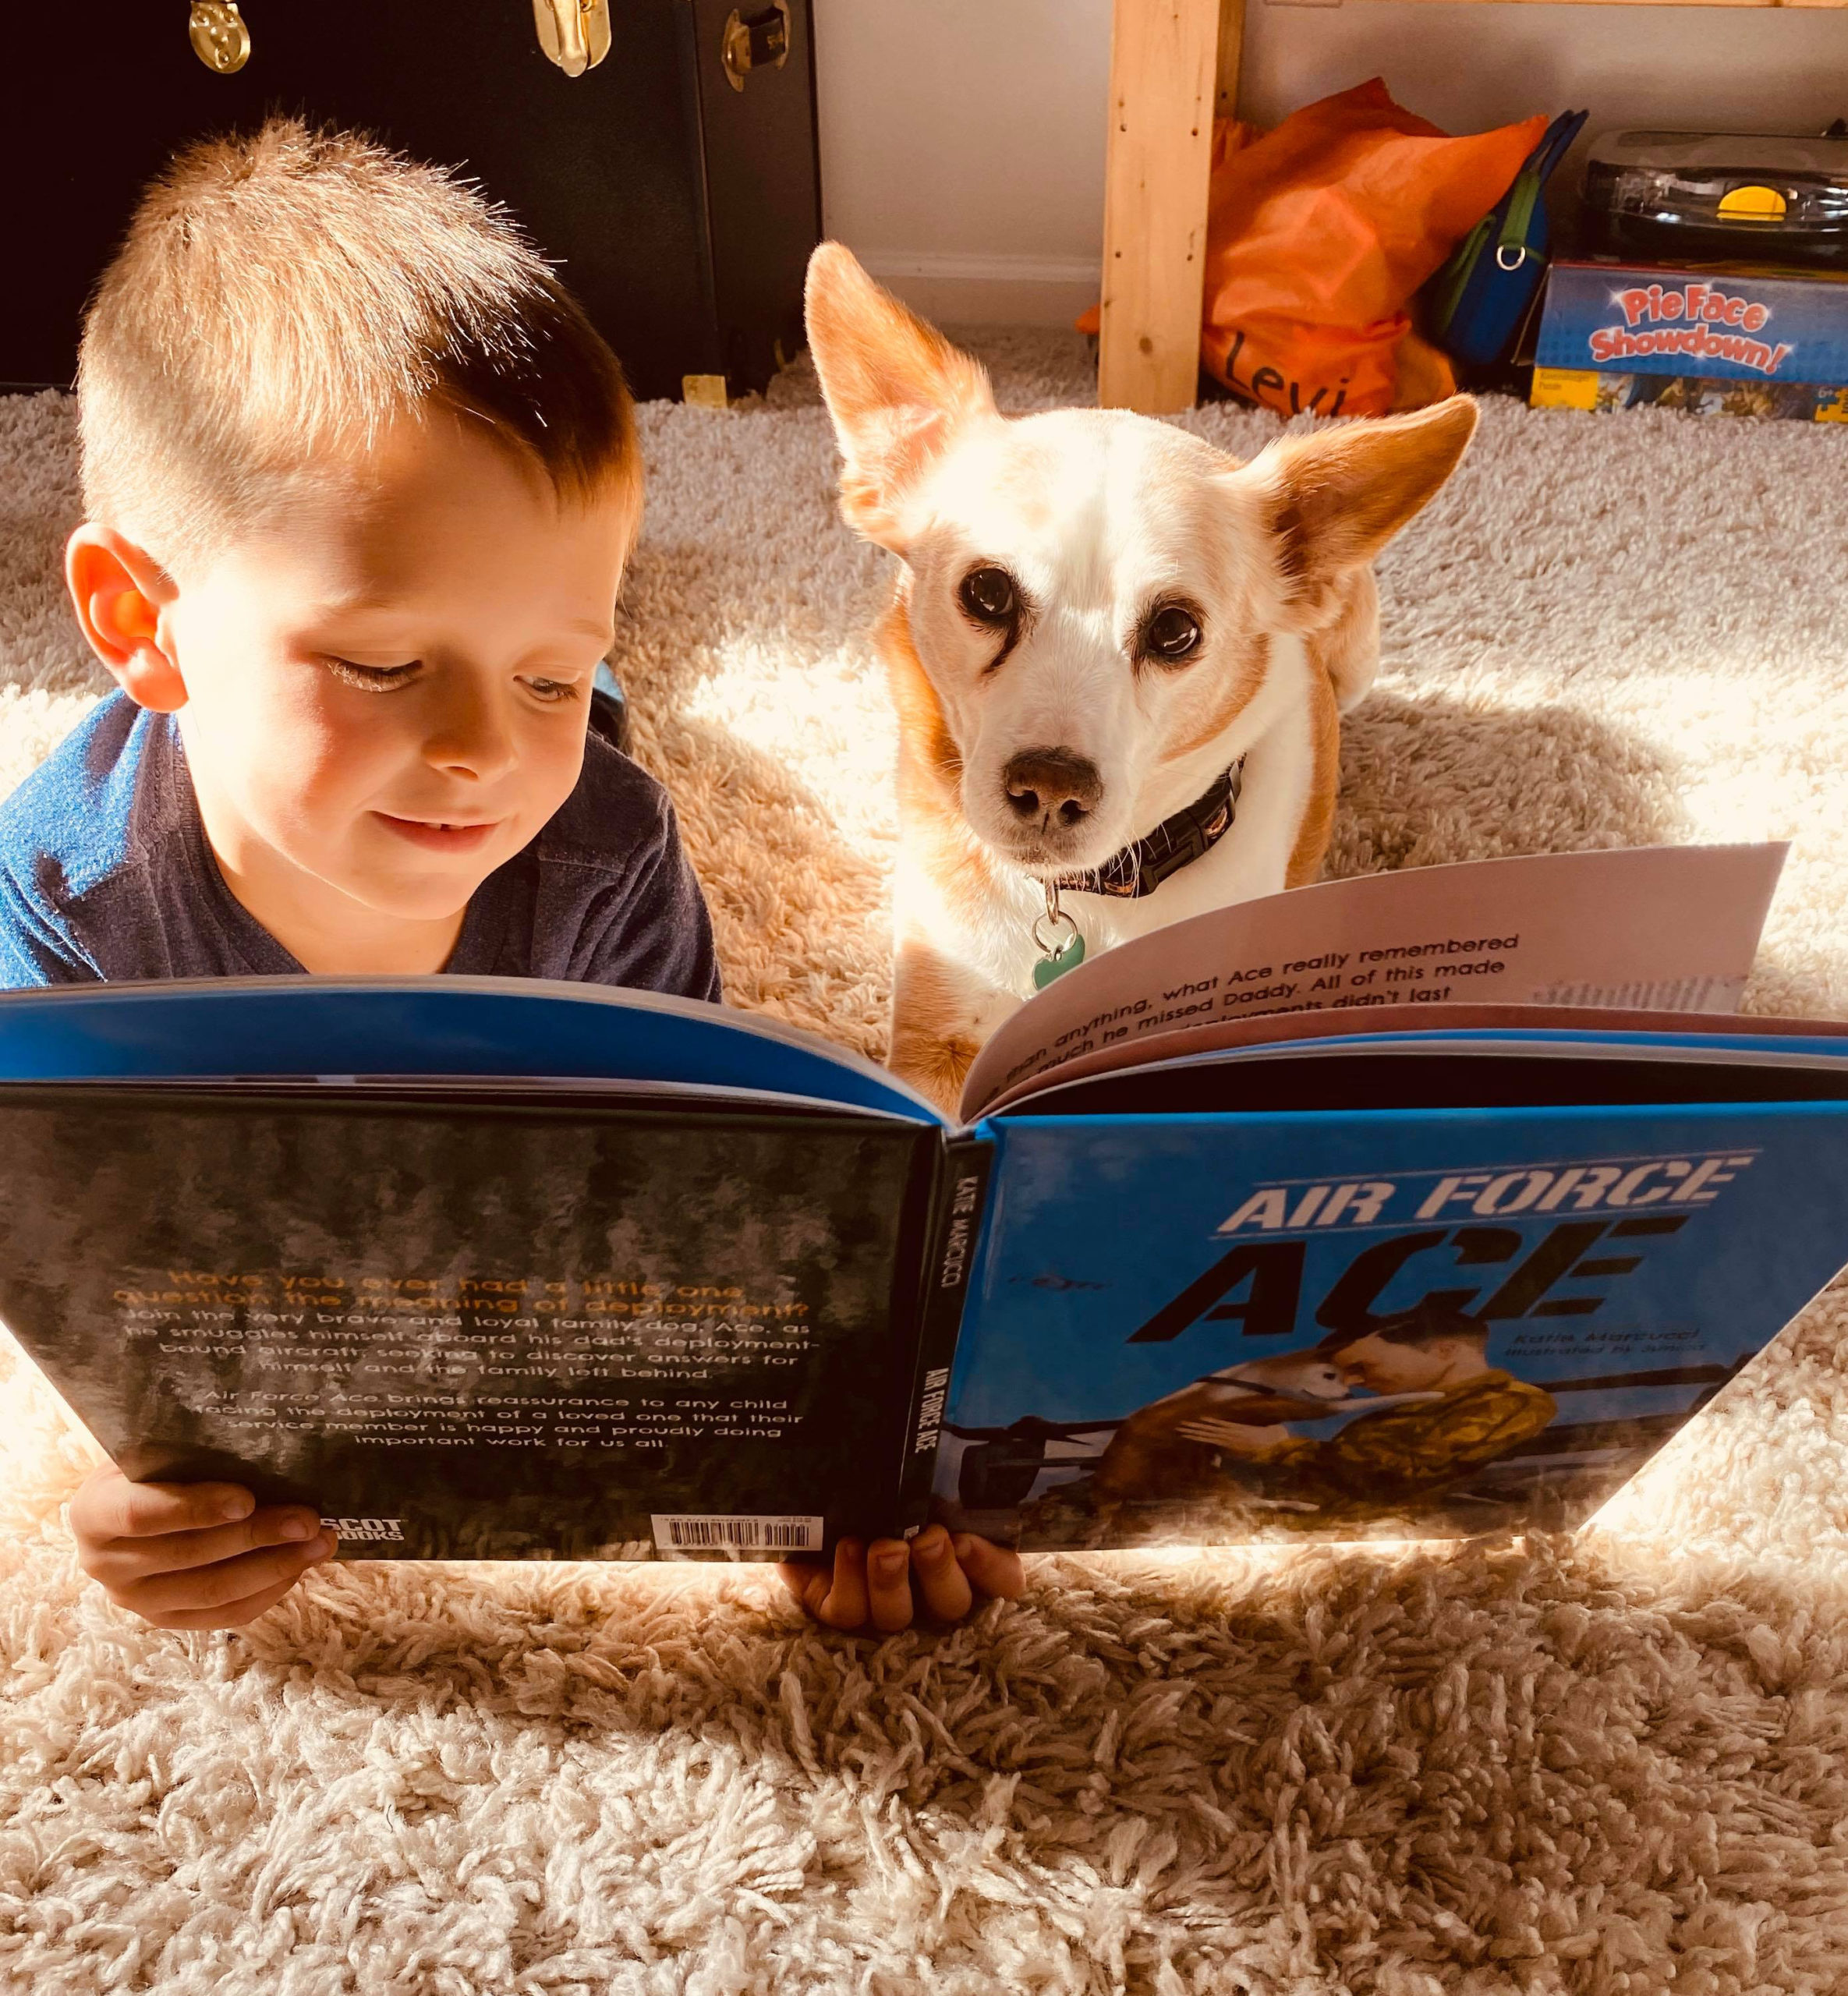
[1,841,1845,1559]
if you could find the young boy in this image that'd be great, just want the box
[2,119,1018,1635]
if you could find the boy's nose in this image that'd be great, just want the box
[423,688,518,783]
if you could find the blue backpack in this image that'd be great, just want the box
[1428,109,1589,368]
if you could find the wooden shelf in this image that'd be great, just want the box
[1096,0,1226,414]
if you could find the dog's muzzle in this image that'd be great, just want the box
[1000,748,1103,836]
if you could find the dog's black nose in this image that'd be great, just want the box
[1003,748,1103,829]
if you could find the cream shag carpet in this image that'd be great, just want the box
[4,345,1848,1994]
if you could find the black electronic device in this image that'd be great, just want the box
[1584,129,1848,269]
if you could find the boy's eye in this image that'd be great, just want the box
[325,657,420,691]
[522,677,579,704]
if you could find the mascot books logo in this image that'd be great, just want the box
[320,1516,405,1541]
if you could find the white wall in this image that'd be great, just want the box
[812,0,1112,324]
[812,0,1848,326]
[1242,3,1848,203]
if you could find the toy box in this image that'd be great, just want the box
[1531,259,1848,419]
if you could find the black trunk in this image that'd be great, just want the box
[4,1,821,401]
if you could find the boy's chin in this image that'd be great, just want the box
[337,862,496,927]
[362,883,485,925]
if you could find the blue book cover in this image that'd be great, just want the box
[936,1095,1848,1550]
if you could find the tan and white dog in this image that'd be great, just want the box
[804,244,1478,1111]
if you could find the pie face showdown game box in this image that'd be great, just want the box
[1531,260,1848,422]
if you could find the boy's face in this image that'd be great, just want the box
[153,413,631,946]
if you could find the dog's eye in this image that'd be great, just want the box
[958,565,1018,627]
[1143,604,1202,664]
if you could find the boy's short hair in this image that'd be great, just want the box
[79,117,640,570]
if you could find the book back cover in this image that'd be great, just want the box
[0,1086,939,1559]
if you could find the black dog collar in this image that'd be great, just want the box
[1054,759,1244,900]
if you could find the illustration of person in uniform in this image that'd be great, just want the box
[1089,1350,1364,1502]
[1172,1299,1558,1520]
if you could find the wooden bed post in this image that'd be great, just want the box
[1097,0,1241,415]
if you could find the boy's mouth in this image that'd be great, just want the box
[373,812,502,855]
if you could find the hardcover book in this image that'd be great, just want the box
[2,841,1846,1561]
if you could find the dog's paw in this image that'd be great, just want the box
[889,1028,979,1116]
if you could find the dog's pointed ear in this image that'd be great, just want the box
[805,242,998,551]
[1240,395,1478,628]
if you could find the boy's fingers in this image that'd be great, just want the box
[84,1506,326,1584]
[115,1534,335,1618]
[777,1559,816,1605]
[783,1534,1019,1633]
[779,1542,880,1631]
[908,1526,972,1623]
[76,1473,256,1542]
[777,1558,841,1621]
[1174,1421,1235,1446]
[866,1539,915,1633]
[818,1539,871,1630]
[116,1479,257,1538]
[952,1534,1025,1601]
[136,1570,317,1632]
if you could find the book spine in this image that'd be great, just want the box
[894,1135,994,1538]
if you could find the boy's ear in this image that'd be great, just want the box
[1238,396,1479,629]
[65,526,186,712]
[804,242,998,552]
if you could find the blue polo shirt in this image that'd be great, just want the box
[0,692,723,998]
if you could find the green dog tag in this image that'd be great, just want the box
[1032,933,1086,989]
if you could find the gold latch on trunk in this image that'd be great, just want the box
[533,0,612,76]
[721,2,790,91]
[188,1,250,73]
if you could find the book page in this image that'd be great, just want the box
[975,1003,1848,1118]
[961,844,1787,1120]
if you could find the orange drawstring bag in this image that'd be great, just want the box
[1199,80,1545,417]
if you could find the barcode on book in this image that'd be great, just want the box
[651,1513,823,1553]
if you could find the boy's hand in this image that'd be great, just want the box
[69,1463,336,1630]
[779,1524,1023,1633]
